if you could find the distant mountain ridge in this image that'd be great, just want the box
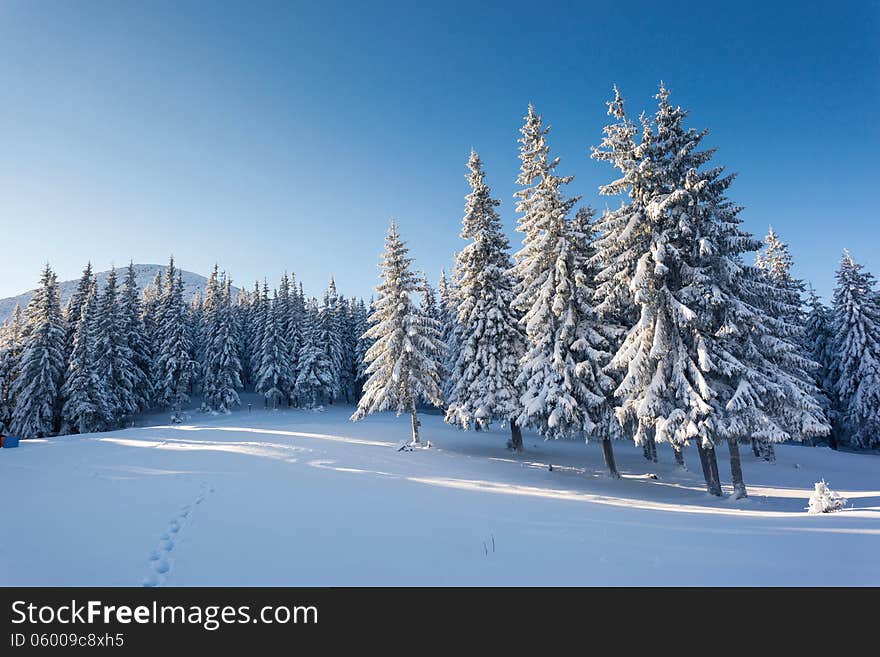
[0,264,239,324]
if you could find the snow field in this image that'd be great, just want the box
[1,402,876,586]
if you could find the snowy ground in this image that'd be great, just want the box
[1,394,877,586]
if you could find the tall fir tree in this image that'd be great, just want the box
[120,262,152,412]
[154,259,197,420]
[0,305,26,432]
[317,279,343,403]
[204,274,243,413]
[295,298,333,407]
[11,264,66,438]
[353,297,372,401]
[199,265,222,406]
[804,286,836,447]
[437,269,459,399]
[339,296,359,403]
[831,250,880,449]
[93,267,138,426]
[589,85,644,329]
[235,288,254,389]
[445,150,526,450]
[141,269,165,404]
[352,220,445,444]
[592,84,774,496]
[277,273,294,402]
[286,278,306,404]
[248,280,268,387]
[61,282,108,434]
[511,104,579,438]
[752,228,830,460]
[63,262,95,364]
[190,289,207,369]
[606,85,722,492]
[417,273,446,406]
[202,267,244,412]
[256,289,293,408]
[511,108,618,474]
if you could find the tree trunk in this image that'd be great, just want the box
[708,446,722,496]
[509,421,523,452]
[750,437,760,457]
[672,443,686,469]
[642,427,658,463]
[601,437,620,479]
[827,431,839,451]
[696,441,723,497]
[410,405,421,445]
[727,437,747,499]
[696,441,711,484]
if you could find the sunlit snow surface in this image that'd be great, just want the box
[1,396,877,586]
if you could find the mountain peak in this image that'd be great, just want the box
[0,264,238,323]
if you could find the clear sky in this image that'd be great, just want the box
[0,0,877,302]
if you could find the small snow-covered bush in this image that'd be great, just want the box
[807,480,847,514]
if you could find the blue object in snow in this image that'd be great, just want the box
[2,435,19,448]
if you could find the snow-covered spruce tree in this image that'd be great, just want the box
[510,108,619,473]
[752,227,830,459]
[215,277,244,411]
[248,280,268,387]
[276,273,294,403]
[351,220,445,444]
[353,297,372,401]
[256,288,293,409]
[198,265,222,406]
[831,251,880,449]
[417,273,447,407]
[316,279,343,403]
[295,298,333,407]
[190,288,207,370]
[141,269,165,402]
[11,264,66,438]
[339,296,359,403]
[202,268,243,413]
[188,292,204,396]
[286,278,305,404]
[804,286,837,448]
[120,262,152,413]
[92,266,138,427]
[62,262,95,362]
[61,283,107,434]
[154,261,198,421]
[235,288,254,389]
[445,150,526,450]
[437,269,460,399]
[807,480,847,514]
[589,85,645,329]
[611,85,828,498]
[597,84,735,495]
[592,87,695,466]
[419,274,440,324]
[0,305,25,432]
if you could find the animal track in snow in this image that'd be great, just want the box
[141,482,212,587]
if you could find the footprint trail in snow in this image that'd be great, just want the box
[142,482,213,587]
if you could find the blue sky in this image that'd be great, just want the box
[0,0,877,302]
